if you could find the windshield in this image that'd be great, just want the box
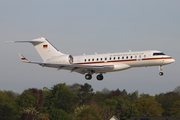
[153,53,166,56]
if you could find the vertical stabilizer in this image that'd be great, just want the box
[31,37,65,61]
[14,37,65,61]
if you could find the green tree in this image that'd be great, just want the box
[108,89,124,98]
[139,93,151,98]
[92,91,107,104]
[156,92,180,116]
[116,99,137,120]
[70,105,88,119]
[18,88,43,112]
[101,88,110,94]
[101,98,118,120]
[0,90,19,120]
[44,83,79,119]
[48,109,69,120]
[135,97,163,116]
[173,85,180,94]
[69,83,81,93]
[170,100,180,117]
[70,104,102,120]
[128,90,138,102]
[78,83,94,105]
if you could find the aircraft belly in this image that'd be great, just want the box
[45,65,70,70]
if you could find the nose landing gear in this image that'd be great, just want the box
[159,65,164,76]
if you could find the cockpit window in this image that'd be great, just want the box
[153,53,166,56]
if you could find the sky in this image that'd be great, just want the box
[0,1,179,95]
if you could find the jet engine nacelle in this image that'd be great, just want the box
[113,64,131,71]
[50,55,73,64]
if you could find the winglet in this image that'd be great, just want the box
[18,53,29,63]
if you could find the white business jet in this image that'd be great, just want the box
[12,37,175,81]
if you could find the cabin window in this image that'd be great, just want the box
[105,58,107,61]
[131,56,133,59]
[100,58,103,61]
[109,57,111,60]
[92,59,94,61]
[144,55,146,58]
[114,57,116,60]
[97,58,99,61]
[122,57,124,59]
[84,59,86,62]
[118,57,120,59]
[88,59,90,61]
[126,56,128,59]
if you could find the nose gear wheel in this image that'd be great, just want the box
[159,72,164,76]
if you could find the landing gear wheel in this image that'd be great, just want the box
[85,74,92,80]
[159,72,164,76]
[96,74,104,81]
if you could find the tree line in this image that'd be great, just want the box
[0,83,180,120]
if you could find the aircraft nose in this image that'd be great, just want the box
[171,58,175,63]
[163,57,175,65]
[168,57,175,64]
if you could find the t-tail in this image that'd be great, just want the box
[13,37,65,61]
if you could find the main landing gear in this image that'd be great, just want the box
[96,74,104,81]
[85,73,104,81]
[159,65,164,76]
[85,74,92,80]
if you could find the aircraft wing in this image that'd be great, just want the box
[18,53,114,74]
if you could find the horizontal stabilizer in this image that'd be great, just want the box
[7,37,45,43]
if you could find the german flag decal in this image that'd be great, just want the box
[21,58,27,60]
[43,45,48,48]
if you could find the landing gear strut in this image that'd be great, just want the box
[159,65,164,76]
[96,74,104,81]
